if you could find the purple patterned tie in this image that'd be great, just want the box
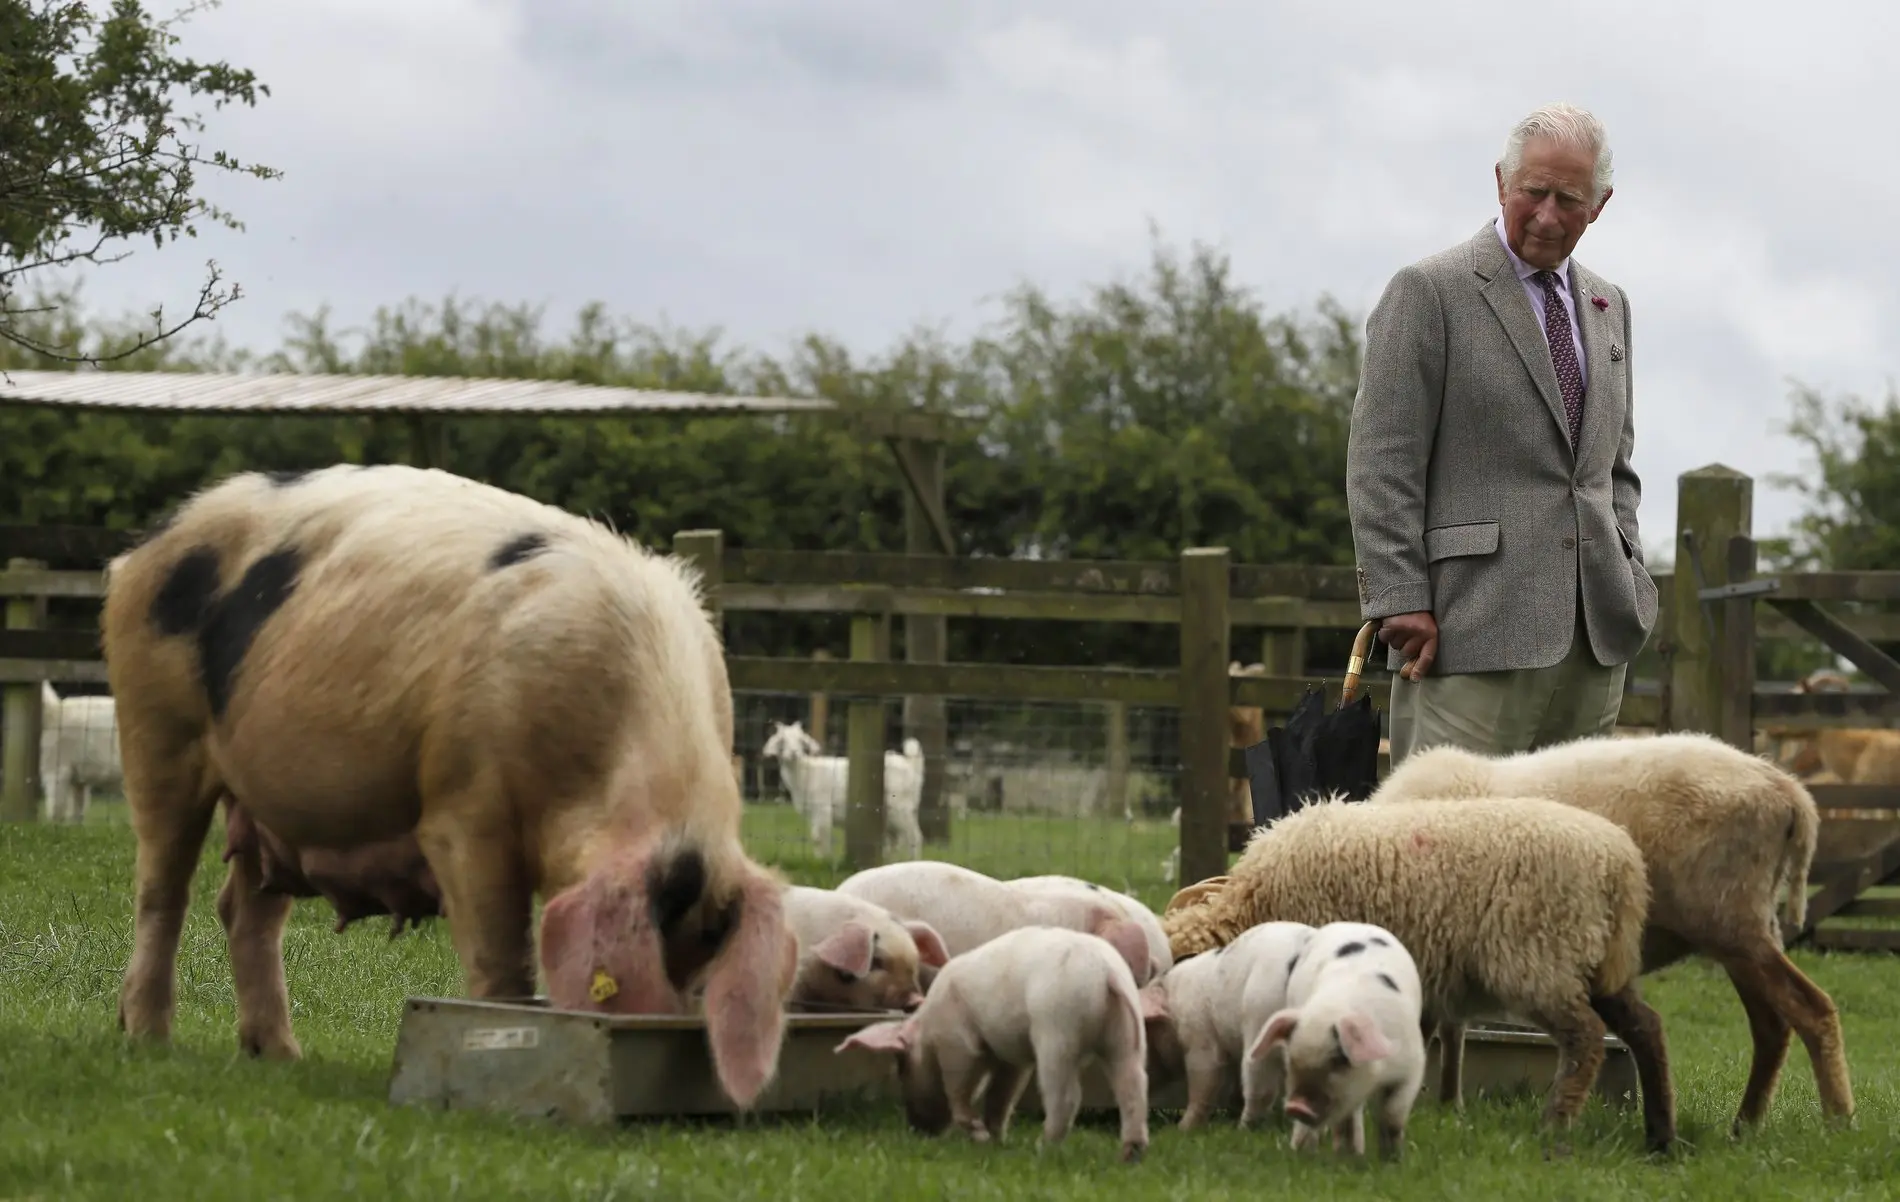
[1533,270,1584,447]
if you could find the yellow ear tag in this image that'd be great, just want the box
[590,969,620,1003]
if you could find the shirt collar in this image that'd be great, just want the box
[1493,214,1572,289]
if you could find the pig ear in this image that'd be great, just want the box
[834,1018,912,1055]
[1096,917,1152,986]
[904,921,951,969]
[538,881,601,1010]
[1138,981,1170,1023]
[813,921,876,978]
[698,868,798,1109]
[1248,1008,1300,1061]
[1336,1012,1393,1065]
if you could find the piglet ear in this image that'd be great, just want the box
[1248,1008,1300,1061]
[904,921,951,969]
[834,1018,912,1055]
[1096,917,1153,986]
[1336,1012,1393,1065]
[813,921,876,978]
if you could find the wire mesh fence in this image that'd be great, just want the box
[733,688,1188,907]
[9,681,1196,910]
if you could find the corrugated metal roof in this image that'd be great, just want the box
[0,370,839,417]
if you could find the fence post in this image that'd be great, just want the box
[2,559,48,822]
[845,612,891,871]
[1178,547,1232,886]
[1719,535,1759,750]
[903,438,953,845]
[1260,626,1305,678]
[1667,467,1752,741]
[808,648,831,747]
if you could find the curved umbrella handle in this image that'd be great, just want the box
[1342,619,1379,703]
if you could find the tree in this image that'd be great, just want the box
[0,0,278,363]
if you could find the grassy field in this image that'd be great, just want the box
[3,808,1898,1201]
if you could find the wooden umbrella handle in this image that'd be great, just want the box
[1342,619,1379,704]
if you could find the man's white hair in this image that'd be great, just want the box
[1498,102,1613,206]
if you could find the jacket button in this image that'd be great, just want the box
[1562,536,1576,548]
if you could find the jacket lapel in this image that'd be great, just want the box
[1569,261,1617,465]
[1471,222,1575,452]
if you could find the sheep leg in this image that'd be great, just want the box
[213,814,301,1059]
[1527,997,1608,1148]
[1726,946,1854,1127]
[1720,953,1794,1132]
[1590,985,1676,1153]
[415,809,536,999]
[117,748,219,1047]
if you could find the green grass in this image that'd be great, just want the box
[4,812,1899,1201]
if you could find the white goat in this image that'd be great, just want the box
[761,720,924,860]
[39,681,123,822]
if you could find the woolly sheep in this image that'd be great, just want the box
[101,464,799,1109]
[38,681,122,822]
[761,720,926,861]
[1371,730,1851,1132]
[1160,794,1676,1153]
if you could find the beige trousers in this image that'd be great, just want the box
[1386,609,1627,765]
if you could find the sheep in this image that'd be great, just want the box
[1369,730,1851,1133]
[761,719,925,861]
[1160,794,1676,1154]
[101,464,799,1109]
[38,680,123,822]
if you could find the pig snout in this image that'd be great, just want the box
[902,990,925,1011]
[1284,1096,1320,1126]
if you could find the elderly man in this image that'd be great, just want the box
[1345,102,1659,764]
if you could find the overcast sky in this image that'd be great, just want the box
[66,0,1900,559]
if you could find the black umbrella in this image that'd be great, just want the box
[1245,620,1385,826]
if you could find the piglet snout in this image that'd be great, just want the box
[1285,1097,1319,1126]
[902,991,925,1012]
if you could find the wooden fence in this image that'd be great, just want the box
[3,463,1899,947]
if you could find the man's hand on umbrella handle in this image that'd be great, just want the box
[1377,611,1438,682]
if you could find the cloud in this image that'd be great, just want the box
[55,0,1900,547]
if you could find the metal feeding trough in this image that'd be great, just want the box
[386,996,1639,1126]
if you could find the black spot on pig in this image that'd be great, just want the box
[488,531,548,571]
[261,469,310,487]
[1335,941,1366,958]
[199,547,303,718]
[1377,972,1400,993]
[1369,934,1391,947]
[151,547,221,637]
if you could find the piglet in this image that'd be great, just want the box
[1004,874,1173,981]
[835,860,1164,985]
[1249,921,1427,1162]
[1139,919,1316,1130]
[834,923,1156,1163]
[782,885,950,1013]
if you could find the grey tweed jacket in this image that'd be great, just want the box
[1344,220,1659,676]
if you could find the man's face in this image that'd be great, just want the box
[1495,136,1611,269]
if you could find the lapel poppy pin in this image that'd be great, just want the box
[1590,295,1609,310]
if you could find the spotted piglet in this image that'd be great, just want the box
[1249,921,1427,1162]
[833,923,1157,1163]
